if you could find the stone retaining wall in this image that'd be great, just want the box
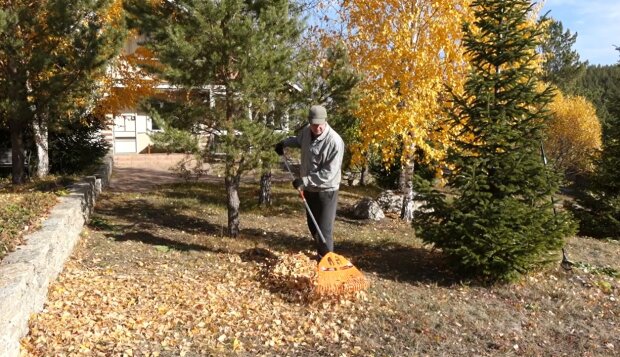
[0,155,113,357]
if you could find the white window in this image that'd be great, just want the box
[114,115,136,133]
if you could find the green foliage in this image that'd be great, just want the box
[368,145,437,190]
[572,117,620,240]
[150,128,199,155]
[368,154,401,189]
[576,64,620,124]
[220,118,283,174]
[48,115,110,175]
[414,0,575,283]
[0,0,126,183]
[571,49,620,239]
[125,0,302,160]
[125,0,304,235]
[539,18,586,94]
[147,109,200,154]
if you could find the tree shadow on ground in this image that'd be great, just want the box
[157,182,304,216]
[93,190,463,288]
[109,231,216,252]
[93,198,223,236]
[337,241,461,287]
[238,226,463,287]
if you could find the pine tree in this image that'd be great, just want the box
[576,64,620,125]
[577,118,620,239]
[125,0,303,236]
[413,0,575,282]
[539,18,586,95]
[0,0,126,183]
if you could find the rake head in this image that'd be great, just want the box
[315,252,369,295]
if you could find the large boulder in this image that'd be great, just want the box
[376,190,430,218]
[352,197,385,221]
[376,190,404,214]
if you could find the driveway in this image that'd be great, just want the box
[109,154,204,192]
[109,153,295,192]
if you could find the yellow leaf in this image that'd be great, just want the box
[232,338,241,351]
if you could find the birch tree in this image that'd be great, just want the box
[341,0,473,220]
[546,91,601,178]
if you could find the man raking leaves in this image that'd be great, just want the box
[275,105,368,295]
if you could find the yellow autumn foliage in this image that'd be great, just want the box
[94,2,158,117]
[95,44,159,117]
[545,90,602,176]
[2,0,135,121]
[341,0,474,168]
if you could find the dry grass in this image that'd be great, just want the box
[22,180,619,356]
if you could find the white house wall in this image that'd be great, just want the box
[105,112,160,154]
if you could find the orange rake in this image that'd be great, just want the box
[281,156,369,295]
[316,252,369,295]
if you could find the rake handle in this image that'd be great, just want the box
[281,155,327,245]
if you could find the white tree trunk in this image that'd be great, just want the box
[399,144,415,222]
[33,120,49,178]
[282,110,289,131]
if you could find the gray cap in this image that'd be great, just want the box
[308,105,327,124]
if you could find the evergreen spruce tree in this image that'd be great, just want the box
[572,49,620,239]
[579,117,620,239]
[125,0,303,236]
[413,0,575,282]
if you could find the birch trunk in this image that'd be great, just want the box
[258,170,272,206]
[399,145,416,222]
[226,172,241,237]
[33,119,49,177]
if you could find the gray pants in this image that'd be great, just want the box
[304,190,338,257]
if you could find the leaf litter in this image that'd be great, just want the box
[20,185,620,356]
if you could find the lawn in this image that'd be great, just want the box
[21,180,619,356]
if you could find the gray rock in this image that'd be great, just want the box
[376,190,404,213]
[352,197,385,221]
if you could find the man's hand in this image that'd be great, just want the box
[274,142,284,156]
[292,178,304,190]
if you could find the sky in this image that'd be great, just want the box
[541,0,620,66]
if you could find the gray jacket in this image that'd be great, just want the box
[283,123,344,191]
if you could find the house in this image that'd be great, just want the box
[102,35,228,155]
[101,82,227,154]
[102,35,296,155]
[101,111,160,154]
